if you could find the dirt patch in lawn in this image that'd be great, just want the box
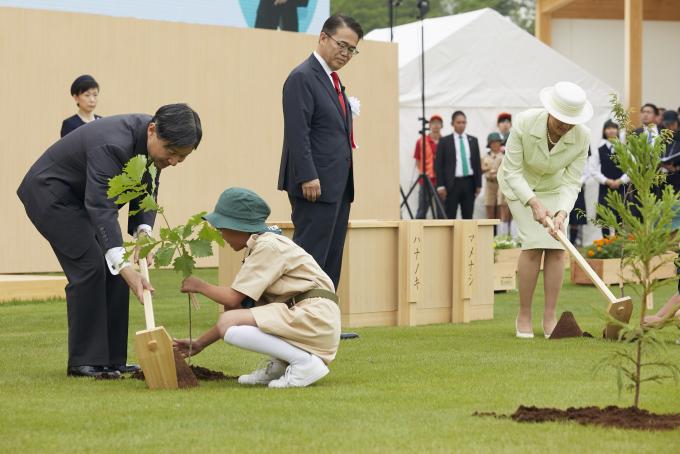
[129,365,238,382]
[474,406,680,431]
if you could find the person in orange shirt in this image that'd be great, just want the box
[413,114,443,218]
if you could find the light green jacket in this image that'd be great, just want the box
[497,108,590,214]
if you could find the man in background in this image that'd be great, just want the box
[434,111,482,219]
[278,14,363,289]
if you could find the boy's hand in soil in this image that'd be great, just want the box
[173,338,204,358]
[181,276,206,294]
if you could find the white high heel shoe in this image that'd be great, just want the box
[515,318,534,339]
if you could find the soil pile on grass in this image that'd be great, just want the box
[129,365,237,382]
[174,351,199,388]
[511,405,680,431]
[549,311,583,339]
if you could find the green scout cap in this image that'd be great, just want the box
[204,188,271,233]
[487,132,503,148]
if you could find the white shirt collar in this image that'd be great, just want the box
[313,51,333,77]
[454,132,467,140]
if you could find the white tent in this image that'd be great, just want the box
[366,8,617,241]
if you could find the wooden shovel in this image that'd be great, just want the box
[544,218,633,339]
[134,259,197,389]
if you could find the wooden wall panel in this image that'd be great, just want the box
[0,7,399,273]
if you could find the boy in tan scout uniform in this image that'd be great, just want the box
[481,132,511,233]
[173,188,340,388]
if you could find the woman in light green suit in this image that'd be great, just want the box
[498,82,592,339]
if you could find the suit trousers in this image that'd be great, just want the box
[288,185,352,290]
[255,0,298,31]
[27,201,130,367]
[445,176,476,219]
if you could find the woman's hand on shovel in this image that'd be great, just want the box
[120,266,155,304]
[544,211,567,240]
[173,338,203,358]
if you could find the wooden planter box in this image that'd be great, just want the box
[495,248,521,270]
[493,261,516,291]
[219,219,498,328]
[571,254,677,285]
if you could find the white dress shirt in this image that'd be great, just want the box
[454,132,474,177]
[313,51,335,88]
[104,224,153,275]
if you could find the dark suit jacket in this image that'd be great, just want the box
[60,114,102,138]
[434,133,482,191]
[278,54,354,203]
[18,114,158,258]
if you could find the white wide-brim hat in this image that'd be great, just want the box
[539,81,593,125]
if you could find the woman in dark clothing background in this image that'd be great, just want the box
[60,75,102,137]
[590,120,625,237]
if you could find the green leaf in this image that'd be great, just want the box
[187,212,206,228]
[107,174,135,199]
[115,190,146,205]
[138,242,158,260]
[182,224,193,239]
[139,195,159,213]
[198,222,225,246]
[148,164,158,193]
[154,245,175,267]
[187,239,213,258]
[173,253,195,278]
[124,155,148,183]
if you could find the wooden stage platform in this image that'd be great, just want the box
[0,275,66,303]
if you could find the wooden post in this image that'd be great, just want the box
[535,10,552,46]
[625,0,643,127]
[452,221,477,323]
[398,221,424,326]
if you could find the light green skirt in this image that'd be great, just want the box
[507,191,567,250]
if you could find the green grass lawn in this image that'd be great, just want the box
[1,268,679,453]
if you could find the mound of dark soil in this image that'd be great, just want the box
[129,365,237,382]
[475,406,680,431]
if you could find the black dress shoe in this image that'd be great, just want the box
[109,363,141,374]
[66,366,120,378]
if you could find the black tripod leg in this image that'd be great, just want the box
[423,177,446,219]
[400,184,416,219]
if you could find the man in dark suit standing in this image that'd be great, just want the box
[17,104,202,378]
[434,110,482,219]
[278,14,363,289]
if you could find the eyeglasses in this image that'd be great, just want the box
[325,33,359,56]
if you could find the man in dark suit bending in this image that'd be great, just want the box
[17,104,202,377]
[434,110,482,219]
[278,14,363,288]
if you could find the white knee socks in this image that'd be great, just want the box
[224,325,311,365]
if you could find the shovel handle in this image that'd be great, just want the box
[138,259,156,330]
[544,217,618,305]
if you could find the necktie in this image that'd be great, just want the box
[330,72,347,117]
[459,135,470,176]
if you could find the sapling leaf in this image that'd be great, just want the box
[115,190,146,205]
[173,253,196,278]
[182,224,193,239]
[154,245,175,267]
[139,195,159,213]
[138,242,158,260]
[198,222,225,246]
[187,239,213,258]
[148,164,158,193]
[107,174,136,198]
[124,155,148,183]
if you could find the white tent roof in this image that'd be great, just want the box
[366,8,616,109]
[366,8,617,227]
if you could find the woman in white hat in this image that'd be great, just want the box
[497,81,592,338]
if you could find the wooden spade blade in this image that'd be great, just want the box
[603,299,634,341]
[135,327,178,389]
